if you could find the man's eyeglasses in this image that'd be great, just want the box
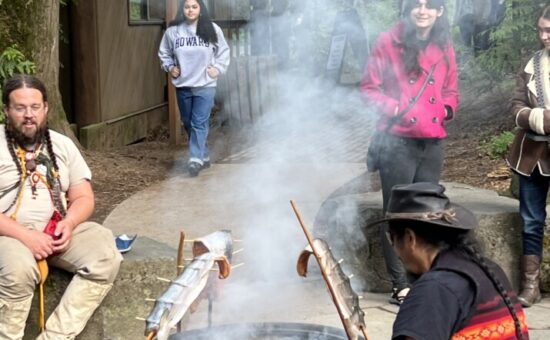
[10,104,44,115]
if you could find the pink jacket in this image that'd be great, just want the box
[360,23,459,138]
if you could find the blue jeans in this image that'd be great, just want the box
[519,168,550,256]
[176,87,216,164]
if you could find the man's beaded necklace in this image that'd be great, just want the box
[5,141,65,220]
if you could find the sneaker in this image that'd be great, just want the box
[188,162,202,177]
[202,160,211,169]
[115,234,137,254]
[389,287,410,306]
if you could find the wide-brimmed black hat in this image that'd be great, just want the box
[367,182,478,230]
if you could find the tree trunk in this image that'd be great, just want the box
[29,0,79,145]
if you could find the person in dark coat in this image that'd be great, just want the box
[367,182,529,340]
[506,4,550,308]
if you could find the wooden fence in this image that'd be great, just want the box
[213,16,279,126]
[216,55,278,125]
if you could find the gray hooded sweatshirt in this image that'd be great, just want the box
[158,22,230,88]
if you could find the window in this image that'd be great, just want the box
[128,0,165,25]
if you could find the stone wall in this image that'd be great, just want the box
[313,182,548,293]
[24,237,176,340]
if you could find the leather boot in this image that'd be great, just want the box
[37,276,112,340]
[517,255,542,308]
[0,295,34,340]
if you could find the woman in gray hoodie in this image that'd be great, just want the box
[159,0,230,177]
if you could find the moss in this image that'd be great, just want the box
[543,234,550,257]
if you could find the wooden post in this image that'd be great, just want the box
[166,0,182,145]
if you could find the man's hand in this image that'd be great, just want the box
[20,229,55,260]
[52,219,74,253]
[207,66,219,78]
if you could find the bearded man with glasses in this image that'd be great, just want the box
[0,74,122,339]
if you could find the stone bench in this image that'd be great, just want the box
[24,237,176,340]
[313,181,549,293]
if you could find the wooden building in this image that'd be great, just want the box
[62,0,254,149]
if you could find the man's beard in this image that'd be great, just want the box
[6,119,47,148]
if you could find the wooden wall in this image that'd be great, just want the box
[96,0,166,121]
[71,0,167,149]
[217,55,278,125]
[70,0,264,148]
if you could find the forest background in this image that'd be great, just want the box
[0,0,548,220]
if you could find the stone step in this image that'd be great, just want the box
[24,237,176,340]
[313,182,549,293]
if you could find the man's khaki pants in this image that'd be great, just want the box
[0,222,122,340]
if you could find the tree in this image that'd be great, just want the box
[477,0,547,77]
[0,0,77,142]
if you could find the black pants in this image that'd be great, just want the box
[378,134,445,290]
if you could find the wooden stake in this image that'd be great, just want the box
[290,200,371,340]
[166,0,180,146]
[37,259,48,332]
[145,330,156,340]
[176,230,185,333]
[156,277,171,283]
[177,231,186,276]
[361,326,371,340]
[231,263,244,270]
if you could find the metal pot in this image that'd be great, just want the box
[168,322,349,339]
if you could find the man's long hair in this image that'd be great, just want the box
[169,0,218,44]
[2,74,61,177]
[389,220,525,340]
[2,74,48,107]
[3,74,48,147]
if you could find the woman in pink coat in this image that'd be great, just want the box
[360,0,458,305]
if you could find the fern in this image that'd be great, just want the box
[0,45,36,123]
[481,131,515,159]
[477,0,547,77]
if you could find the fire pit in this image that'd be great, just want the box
[147,229,368,340]
[168,322,350,340]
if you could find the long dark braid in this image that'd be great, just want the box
[2,125,24,214]
[389,221,525,340]
[457,239,525,340]
[44,128,60,174]
[5,125,22,176]
[44,127,66,217]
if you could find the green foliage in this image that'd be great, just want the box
[291,0,397,76]
[480,131,515,159]
[0,0,41,59]
[129,0,141,21]
[0,45,36,123]
[359,1,396,42]
[476,0,547,78]
[0,46,36,79]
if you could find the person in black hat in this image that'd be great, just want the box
[368,182,529,339]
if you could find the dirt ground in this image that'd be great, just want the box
[85,139,176,223]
